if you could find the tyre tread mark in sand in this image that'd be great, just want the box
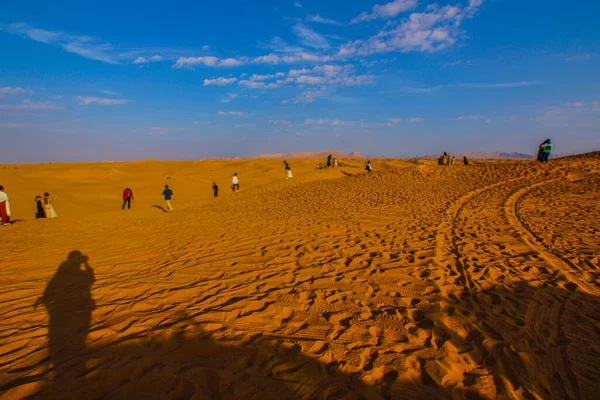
[504,179,600,296]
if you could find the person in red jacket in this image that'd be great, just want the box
[122,187,134,210]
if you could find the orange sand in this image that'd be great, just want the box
[1,155,599,399]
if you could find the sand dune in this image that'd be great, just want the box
[1,154,600,399]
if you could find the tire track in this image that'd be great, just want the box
[505,179,600,296]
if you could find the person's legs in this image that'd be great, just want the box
[122,199,127,210]
[541,152,549,162]
[166,200,173,211]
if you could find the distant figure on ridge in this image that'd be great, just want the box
[536,140,547,162]
[284,160,293,179]
[0,186,11,225]
[450,156,456,166]
[35,195,46,219]
[122,187,134,210]
[162,185,174,211]
[463,156,469,166]
[333,158,338,168]
[365,161,373,173]
[327,154,332,168]
[232,173,240,193]
[212,182,219,197]
[43,192,57,218]
[441,152,449,166]
[540,139,552,163]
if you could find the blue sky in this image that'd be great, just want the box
[1,0,599,162]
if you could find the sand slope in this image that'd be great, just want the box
[1,155,599,399]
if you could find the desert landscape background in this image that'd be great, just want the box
[1,153,600,399]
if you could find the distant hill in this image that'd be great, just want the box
[251,151,363,160]
[420,152,534,160]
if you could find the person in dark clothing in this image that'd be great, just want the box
[212,182,219,197]
[162,185,174,211]
[122,187,134,210]
[537,141,544,162]
[327,154,332,167]
[463,156,469,166]
[365,161,373,172]
[35,195,46,218]
[540,139,552,163]
[284,160,293,179]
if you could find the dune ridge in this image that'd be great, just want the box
[1,154,600,399]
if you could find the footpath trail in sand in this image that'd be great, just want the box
[1,155,600,399]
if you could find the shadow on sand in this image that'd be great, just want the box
[16,251,600,399]
[152,205,168,213]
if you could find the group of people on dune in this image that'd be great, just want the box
[438,153,466,166]
[0,186,57,226]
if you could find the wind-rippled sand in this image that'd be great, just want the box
[1,155,599,399]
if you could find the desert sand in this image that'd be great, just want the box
[1,154,600,400]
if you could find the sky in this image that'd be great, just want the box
[1,0,599,162]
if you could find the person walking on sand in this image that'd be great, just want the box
[212,182,219,198]
[365,160,373,173]
[333,158,338,168]
[540,139,552,163]
[463,156,469,166]
[0,186,11,225]
[327,154,332,168]
[450,156,456,166]
[232,173,240,193]
[122,187,134,210]
[35,195,46,219]
[284,161,293,179]
[162,185,174,211]
[43,192,57,218]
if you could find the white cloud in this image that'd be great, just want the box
[331,119,363,127]
[219,111,246,116]
[234,124,254,128]
[98,89,121,96]
[1,23,175,65]
[174,56,219,68]
[565,54,595,62]
[291,88,328,104]
[76,96,128,105]
[2,23,120,64]
[217,93,240,103]
[269,119,292,126]
[296,75,326,85]
[0,100,63,111]
[406,117,424,122]
[537,101,600,123]
[0,86,30,96]
[341,1,483,56]
[294,2,303,8]
[292,23,330,49]
[133,55,163,64]
[147,126,188,136]
[305,119,330,124]
[307,14,344,26]
[460,81,543,88]
[220,58,243,67]
[352,0,418,23]
[204,77,237,86]
[456,115,485,121]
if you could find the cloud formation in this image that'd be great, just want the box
[340,0,483,56]
[0,86,30,96]
[352,0,418,24]
[0,100,63,111]
[219,111,246,116]
[204,77,237,86]
[77,96,128,105]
